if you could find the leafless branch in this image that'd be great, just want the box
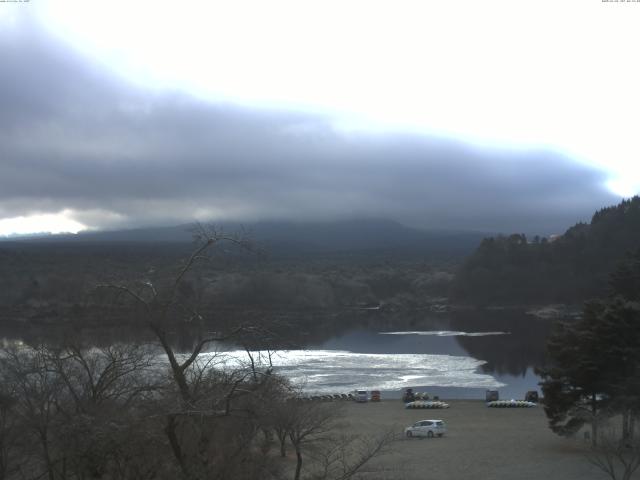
[586,424,640,480]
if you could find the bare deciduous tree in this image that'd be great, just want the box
[280,399,396,480]
[93,225,290,479]
[311,431,396,480]
[0,347,65,480]
[0,342,163,480]
[287,402,337,480]
[0,388,20,480]
[587,424,640,480]
[0,226,392,480]
[96,225,255,407]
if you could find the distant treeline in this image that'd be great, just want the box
[452,196,640,305]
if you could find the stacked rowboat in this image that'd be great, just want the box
[405,401,450,409]
[486,400,536,408]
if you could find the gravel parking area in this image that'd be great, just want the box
[333,400,611,480]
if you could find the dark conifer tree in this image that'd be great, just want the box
[538,249,640,444]
[453,196,640,304]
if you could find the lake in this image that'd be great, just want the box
[1,308,555,400]
[202,308,554,400]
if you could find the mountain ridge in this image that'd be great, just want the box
[3,218,492,257]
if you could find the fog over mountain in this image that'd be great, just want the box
[0,9,621,236]
[9,219,489,259]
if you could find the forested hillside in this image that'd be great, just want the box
[452,196,640,305]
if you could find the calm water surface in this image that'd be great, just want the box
[208,309,553,399]
[1,309,555,400]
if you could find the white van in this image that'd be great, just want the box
[404,419,447,438]
[354,390,368,402]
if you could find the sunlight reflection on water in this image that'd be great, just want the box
[198,349,505,394]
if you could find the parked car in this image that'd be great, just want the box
[404,419,446,438]
[354,390,368,402]
[485,390,499,402]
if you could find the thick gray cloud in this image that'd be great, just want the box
[0,15,620,235]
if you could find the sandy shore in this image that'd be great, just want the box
[331,400,609,480]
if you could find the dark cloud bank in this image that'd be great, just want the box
[0,14,620,235]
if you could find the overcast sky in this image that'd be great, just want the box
[1,1,638,236]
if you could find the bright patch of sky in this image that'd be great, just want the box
[0,210,86,237]
[34,0,639,197]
